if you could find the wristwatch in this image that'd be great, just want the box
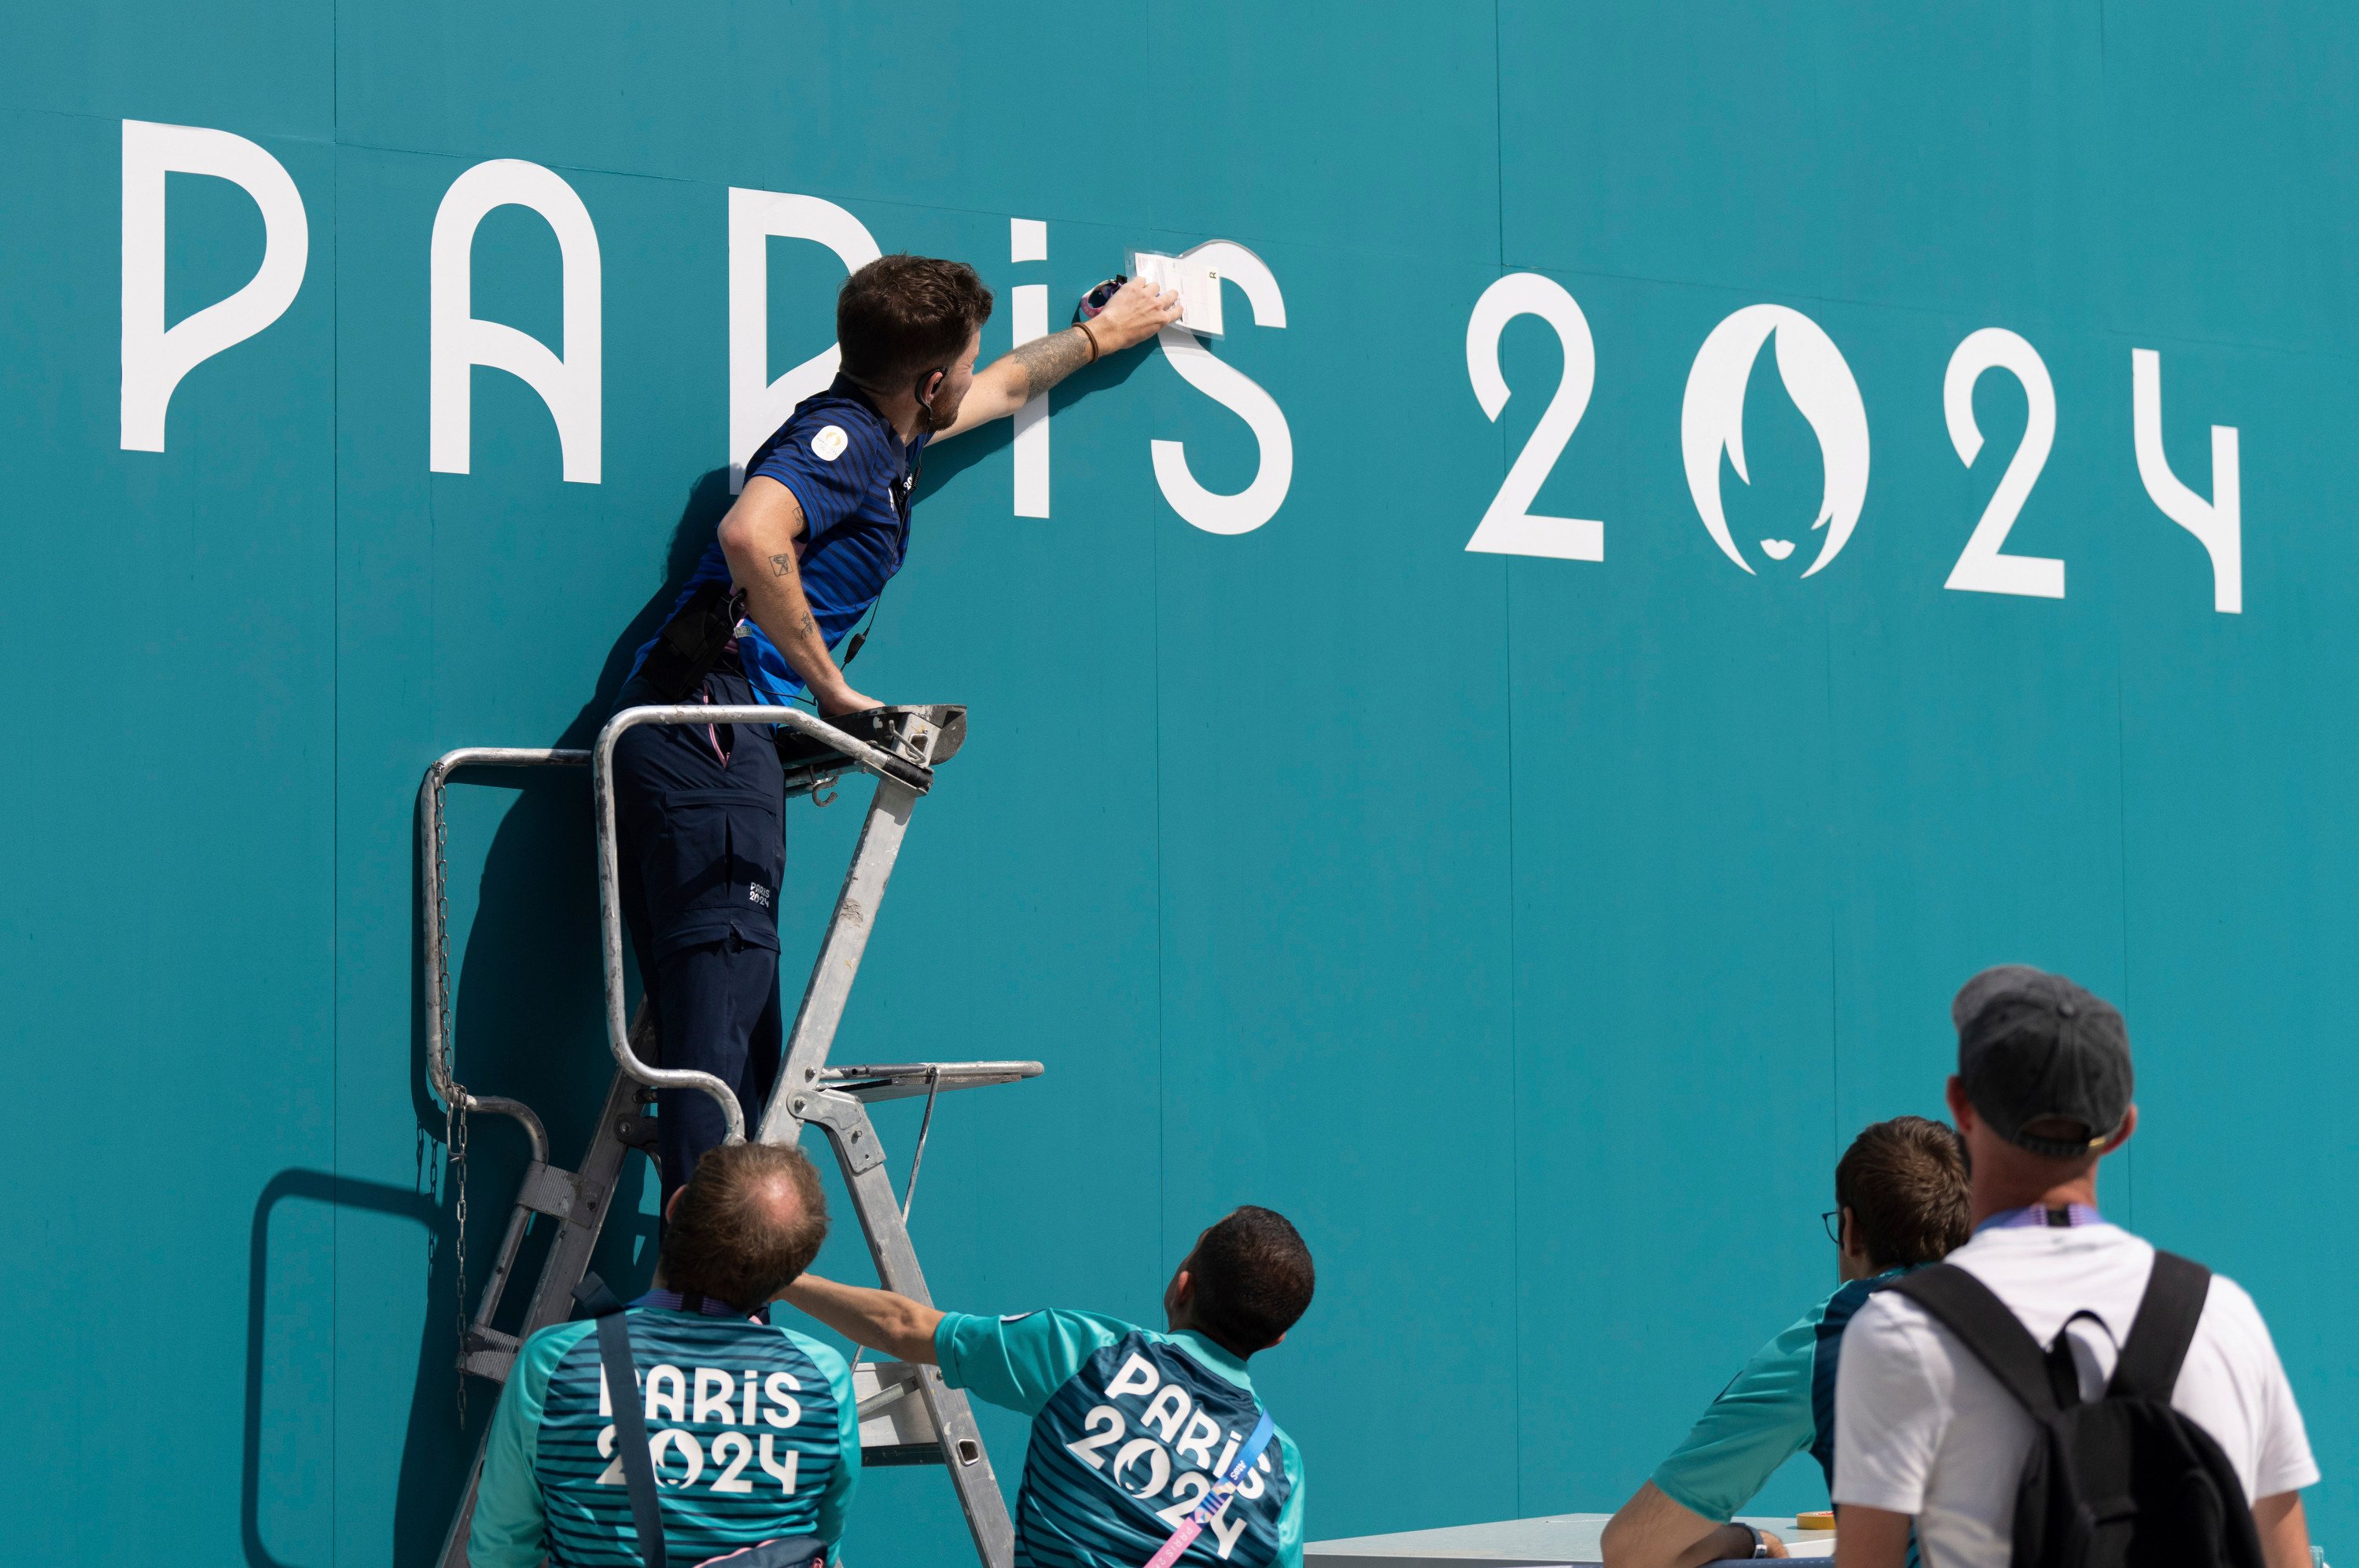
[1742,1524,1768,1559]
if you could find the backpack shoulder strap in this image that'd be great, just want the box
[1888,1263,2063,1419]
[2107,1251,2212,1401]
[572,1274,668,1568]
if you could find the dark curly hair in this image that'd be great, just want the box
[1188,1207,1316,1356]
[837,254,995,394]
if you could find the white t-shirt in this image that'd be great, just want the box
[1832,1222,2317,1568]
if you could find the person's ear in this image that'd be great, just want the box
[1945,1075,1975,1131]
[2099,1103,2138,1154]
[664,1186,684,1220]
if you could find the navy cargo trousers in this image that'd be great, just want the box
[609,663,786,1208]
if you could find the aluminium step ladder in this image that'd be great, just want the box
[420,702,1037,1568]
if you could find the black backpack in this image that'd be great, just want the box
[1890,1252,2265,1568]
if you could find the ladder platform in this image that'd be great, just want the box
[778,704,968,794]
[819,1061,1043,1102]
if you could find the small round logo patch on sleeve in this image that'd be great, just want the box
[811,425,848,462]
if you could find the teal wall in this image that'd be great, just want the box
[3,2,2353,1562]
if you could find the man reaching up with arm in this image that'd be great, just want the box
[609,257,1179,1214]
[781,1206,1317,1568]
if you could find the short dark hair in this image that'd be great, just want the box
[662,1143,830,1312]
[837,254,994,393]
[1835,1116,1971,1269]
[1187,1206,1315,1356]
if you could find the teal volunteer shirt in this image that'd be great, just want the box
[1651,1270,1910,1522]
[470,1293,861,1568]
[937,1310,1307,1568]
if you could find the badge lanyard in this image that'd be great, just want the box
[1978,1202,2107,1231]
[1142,1409,1277,1568]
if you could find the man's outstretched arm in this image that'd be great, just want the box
[778,1274,943,1363]
[934,277,1181,440]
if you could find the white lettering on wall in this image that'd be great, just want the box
[2133,348,2241,614]
[727,188,881,490]
[120,119,310,453]
[109,139,2266,620]
[1681,304,1870,579]
[1463,272,1602,561]
[1010,215,1051,518]
[1943,328,2063,598]
[429,159,602,483]
[1150,241,1291,536]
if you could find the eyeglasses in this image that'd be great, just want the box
[1821,1209,1844,1245]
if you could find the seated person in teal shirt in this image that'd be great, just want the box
[1600,1117,1969,1568]
[470,1143,862,1568]
[781,1205,1316,1568]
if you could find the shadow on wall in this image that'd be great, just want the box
[244,1169,434,1568]
[248,470,742,1566]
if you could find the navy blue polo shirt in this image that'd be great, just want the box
[635,377,924,707]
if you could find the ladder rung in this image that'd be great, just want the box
[516,1162,580,1220]
[853,1360,938,1450]
[862,1444,949,1468]
[460,1330,517,1386]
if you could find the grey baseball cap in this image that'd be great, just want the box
[1952,965,2133,1159]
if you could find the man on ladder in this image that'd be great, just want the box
[611,256,1178,1203]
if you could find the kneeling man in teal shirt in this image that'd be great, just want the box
[781,1205,1316,1568]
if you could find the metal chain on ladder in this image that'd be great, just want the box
[433,773,471,1429]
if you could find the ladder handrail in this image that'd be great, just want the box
[419,746,591,1164]
[425,705,1016,1568]
[591,705,918,1145]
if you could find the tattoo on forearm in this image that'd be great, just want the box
[792,610,817,642]
[768,552,797,577]
[1008,326,1095,399]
